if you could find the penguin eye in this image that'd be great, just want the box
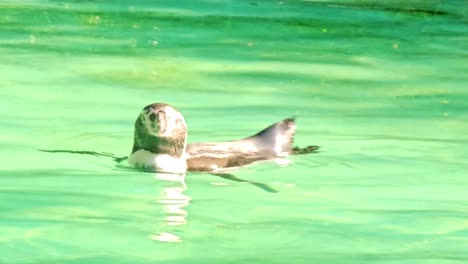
[149,112,157,122]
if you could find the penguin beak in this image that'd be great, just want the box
[145,110,167,136]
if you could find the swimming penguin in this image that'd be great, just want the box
[128,103,318,173]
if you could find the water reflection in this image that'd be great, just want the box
[151,172,190,243]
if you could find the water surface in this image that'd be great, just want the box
[1,1,468,263]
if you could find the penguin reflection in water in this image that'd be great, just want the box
[41,103,318,192]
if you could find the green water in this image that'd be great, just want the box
[1,0,468,263]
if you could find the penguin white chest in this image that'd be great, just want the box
[128,149,187,174]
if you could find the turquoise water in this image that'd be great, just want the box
[1,1,468,263]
